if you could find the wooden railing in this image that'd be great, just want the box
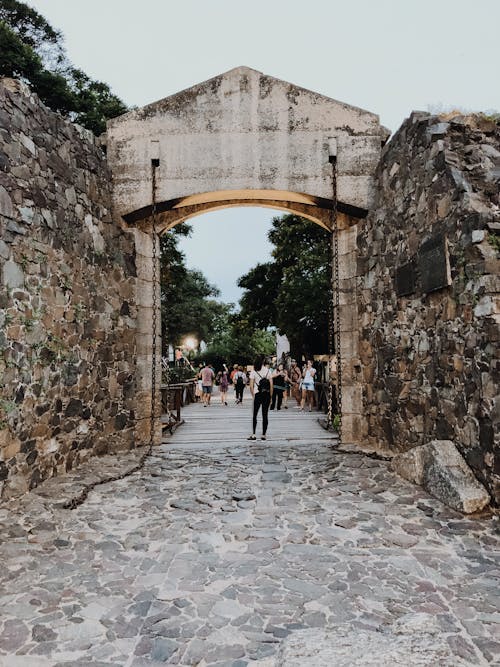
[161,379,197,432]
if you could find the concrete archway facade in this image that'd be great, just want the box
[105,66,387,446]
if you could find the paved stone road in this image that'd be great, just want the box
[0,396,498,665]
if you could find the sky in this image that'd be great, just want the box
[27,0,500,302]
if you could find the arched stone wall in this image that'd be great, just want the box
[106,67,385,448]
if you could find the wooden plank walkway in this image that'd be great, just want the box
[162,387,337,448]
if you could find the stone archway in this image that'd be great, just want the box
[105,66,387,447]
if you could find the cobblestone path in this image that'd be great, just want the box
[0,397,498,666]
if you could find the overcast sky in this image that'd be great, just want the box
[28,0,500,302]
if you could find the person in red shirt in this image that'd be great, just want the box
[200,363,215,406]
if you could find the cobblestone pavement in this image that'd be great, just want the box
[0,398,498,666]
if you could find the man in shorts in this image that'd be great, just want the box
[201,363,215,406]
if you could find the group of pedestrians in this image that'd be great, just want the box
[247,356,317,440]
[195,357,317,440]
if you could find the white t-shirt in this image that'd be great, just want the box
[303,367,316,387]
[250,366,271,394]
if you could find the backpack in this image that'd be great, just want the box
[256,371,271,393]
[236,373,245,388]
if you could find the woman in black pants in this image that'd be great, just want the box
[270,363,287,411]
[247,355,273,441]
[234,365,246,404]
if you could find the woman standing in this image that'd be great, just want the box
[270,363,287,411]
[300,359,316,412]
[248,355,273,440]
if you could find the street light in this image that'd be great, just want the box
[183,336,197,351]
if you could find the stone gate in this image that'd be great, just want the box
[105,66,389,449]
[0,68,498,504]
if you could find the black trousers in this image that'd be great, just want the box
[236,384,245,402]
[270,388,284,410]
[253,391,271,435]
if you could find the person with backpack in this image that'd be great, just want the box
[234,366,246,404]
[248,355,273,440]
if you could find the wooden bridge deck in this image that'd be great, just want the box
[162,388,337,449]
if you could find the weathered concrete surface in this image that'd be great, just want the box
[392,440,490,514]
[0,400,497,666]
[106,66,386,227]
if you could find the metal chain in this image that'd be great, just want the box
[326,203,335,429]
[331,158,342,441]
[150,161,159,448]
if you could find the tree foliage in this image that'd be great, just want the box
[238,214,330,358]
[160,227,225,351]
[196,311,275,369]
[160,226,274,366]
[0,0,127,133]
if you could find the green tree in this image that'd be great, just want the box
[0,0,127,133]
[238,214,330,358]
[160,227,225,352]
[195,310,275,370]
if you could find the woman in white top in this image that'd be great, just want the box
[248,355,273,440]
[300,359,316,412]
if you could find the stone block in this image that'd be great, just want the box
[136,306,154,333]
[0,185,14,218]
[135,279,159,308]
[275,614,470,666]
[135,253,154,282]
[337,174,376,211]
[2,259,24,288]
[136,333,153,355]
[339,332,359,359]
[392,440,490,513]
[341,384,363,415]
[341,413,366,443]
[0,430,20,460]
[134,414,161,446]
[472,229,485,243]
[337,134,381,176]
[132,228,154,258]
[337,227,357,256]
[338,304,358,333]
[338,252,357,280]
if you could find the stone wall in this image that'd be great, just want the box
[358,112,500,503]
[0,79,139,498]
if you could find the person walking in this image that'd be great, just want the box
[201,362,215,406]
[300,359,317,412]
[248,355,273,441]
[270,363,287,411]
[289,359,302,406]
[234,365,246,404]
[219,369,229,405]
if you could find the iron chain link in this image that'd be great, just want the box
[330,158,342,440]
[150,164,158,448]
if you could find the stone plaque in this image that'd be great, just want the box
[418,234,451,293]
[395,261,416,296]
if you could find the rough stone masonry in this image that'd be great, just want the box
[0,79,138,498]
[357,111,500,504]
